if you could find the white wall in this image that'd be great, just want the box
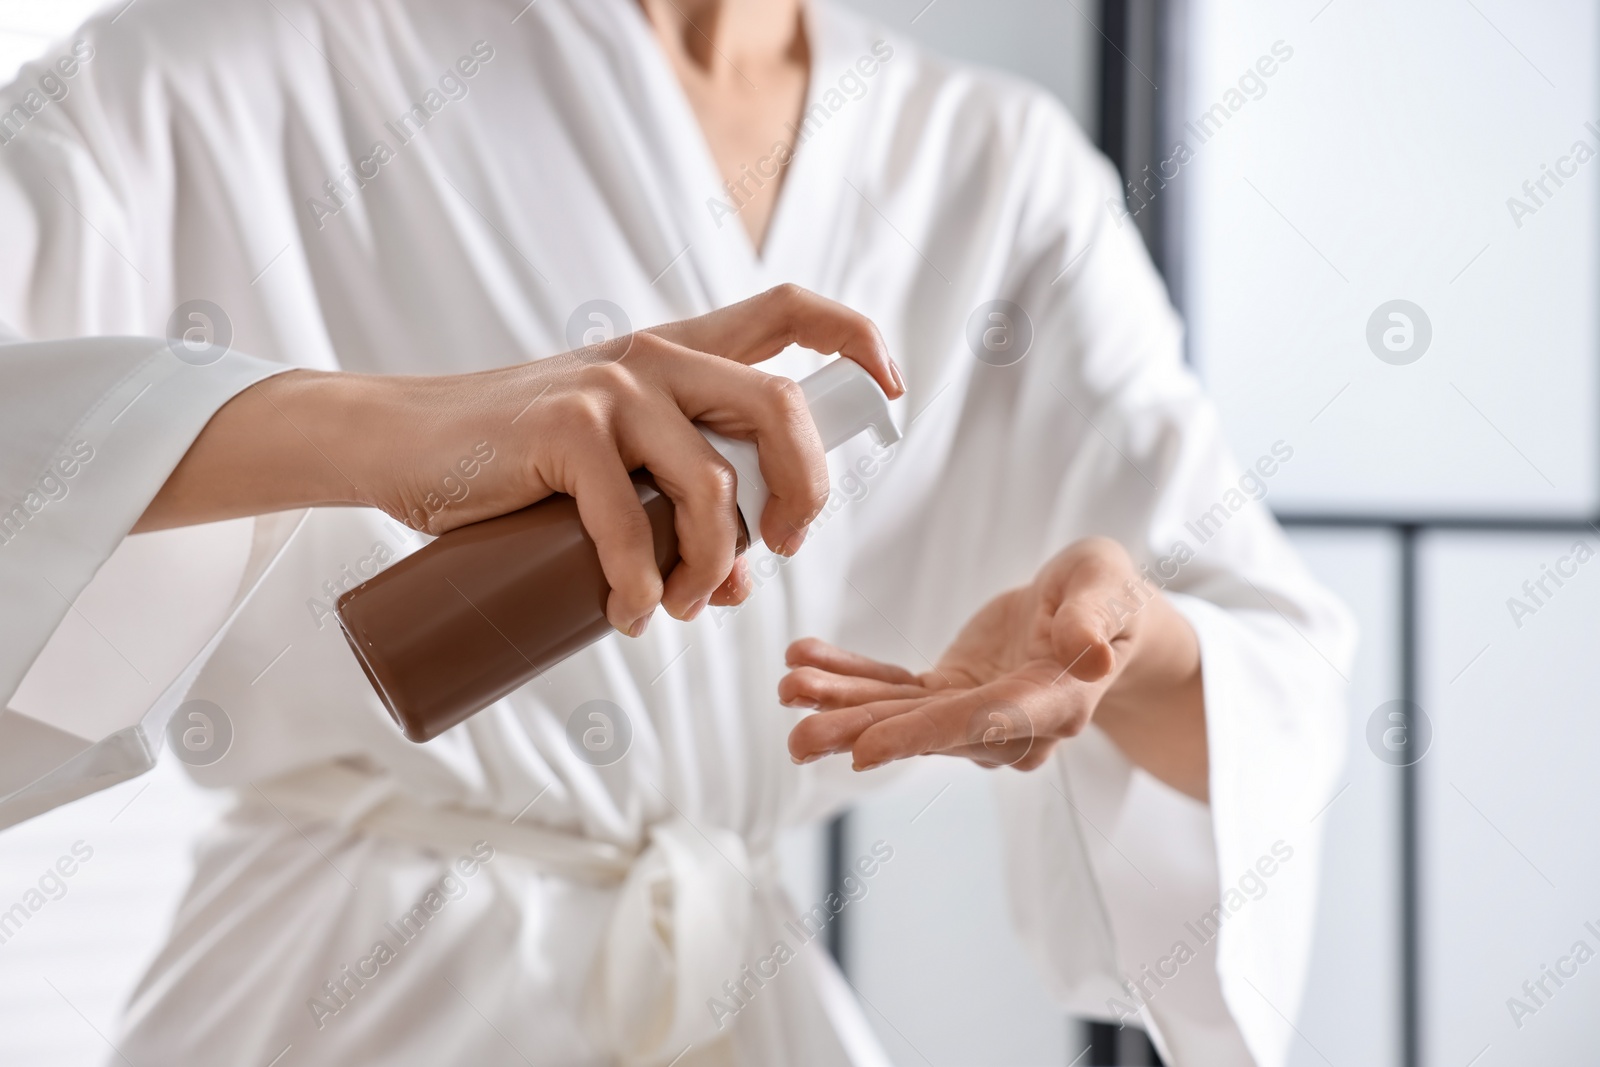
[836,0,1098,133]
[1283,529,1402,1067]
[1419,533,1600,1065]
[1184,2,1600,1066]
[843,761,1076,1066]
[1185,0,1599,519]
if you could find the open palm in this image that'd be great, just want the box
[782,538,1143,773]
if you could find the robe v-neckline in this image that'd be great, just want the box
[602,0,861,300]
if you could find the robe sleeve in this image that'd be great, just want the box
[0,34,289,743]
[984,96,1358,1066]
[0,335,287,712]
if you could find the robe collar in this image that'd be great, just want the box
[593,0,870,312]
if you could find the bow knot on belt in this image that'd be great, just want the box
[256,762,761,1066]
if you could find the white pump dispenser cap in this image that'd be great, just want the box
[797,358,903,451]
[698,359,901,545]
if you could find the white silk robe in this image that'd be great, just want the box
[0,1,1356,1064]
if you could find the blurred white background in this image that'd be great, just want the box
[1187,0,1599,519]
[0,7,215,1067]
[3,1,1598,1065]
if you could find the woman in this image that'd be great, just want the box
[0,0,1354,1063]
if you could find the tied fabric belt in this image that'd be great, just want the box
[254,762,758,1067]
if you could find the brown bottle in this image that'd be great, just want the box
[336,474,744,741]
[336,359,901,743]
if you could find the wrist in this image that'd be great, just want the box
[135,367,400,532]
[1106,592,1202,708]
[262,368,399,510]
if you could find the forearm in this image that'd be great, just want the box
[132,370,384,532]
[1094,594,1210,802]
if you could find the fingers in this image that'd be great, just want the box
[617,406,742,621]
[848,688,1025,770]
[779,666,929,711]
[642,338,828,554]
[707,557,752,608]
[786,681,1034,765]
[567,440,664,637]
[647,284,904,400]
[787,695,930,764]
[784,638,921,684]
[790,671,1096,772]
[789,687,1024,770]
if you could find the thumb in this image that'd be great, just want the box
[1049,595,1120,683]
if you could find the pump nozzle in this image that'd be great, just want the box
[799,358,903,450]
[698,359,902,546]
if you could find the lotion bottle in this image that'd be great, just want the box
[336,359,901,742]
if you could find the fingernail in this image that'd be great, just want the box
[853,758,887,772]
[888,359,905,394]
[628,611,653,638]
[684,597,709,621]
[791,752,825,765]
[779,528,807,557]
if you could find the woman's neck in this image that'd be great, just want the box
[640,0,805,74]
[639,0,811,253]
